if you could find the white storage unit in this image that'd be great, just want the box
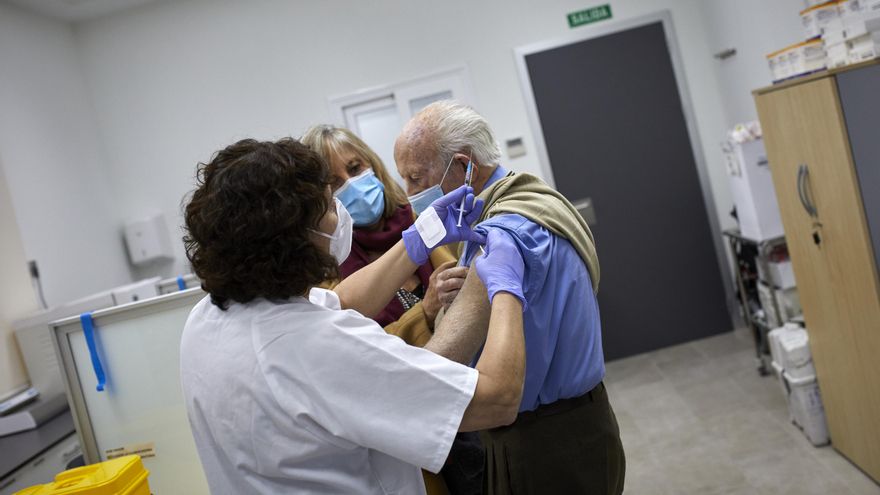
[724,139,786,242]
[51,289,209,494]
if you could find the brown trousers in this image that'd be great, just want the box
[480,382,625,494]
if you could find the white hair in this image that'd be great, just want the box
[419,100,502,168]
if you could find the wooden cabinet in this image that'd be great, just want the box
[754,62,880,482]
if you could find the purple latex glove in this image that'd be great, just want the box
[475,229,527,310]
[403,185,486,265]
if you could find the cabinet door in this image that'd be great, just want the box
[755,77,880,481]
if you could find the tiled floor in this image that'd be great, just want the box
[604,328,880,495]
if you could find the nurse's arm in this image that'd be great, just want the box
[458,292,525,431]
[332,240,417,318]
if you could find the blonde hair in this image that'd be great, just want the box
[301,125,409,219]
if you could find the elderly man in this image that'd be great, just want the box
[394,101,625,494]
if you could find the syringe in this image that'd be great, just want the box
[457,159,474,227]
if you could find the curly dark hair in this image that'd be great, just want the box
[183,138,339,309]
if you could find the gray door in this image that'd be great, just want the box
[518,18,730,360]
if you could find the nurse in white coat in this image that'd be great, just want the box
[180,138,527,494]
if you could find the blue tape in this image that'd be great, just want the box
[80,313,106,392]
[176,276,186,291]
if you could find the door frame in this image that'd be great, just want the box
[326,65,477,127]
[513,10,737,327]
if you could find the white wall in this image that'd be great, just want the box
[701,0,806,125]
[72,0,737,277]
[0,3,133,306]
[0,160,37,397]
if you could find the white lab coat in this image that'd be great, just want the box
[180,288,477,494]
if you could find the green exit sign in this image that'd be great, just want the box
[568,4,612,28]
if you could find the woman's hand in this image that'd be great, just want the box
[402,186,485,265]
[475,229,527,310]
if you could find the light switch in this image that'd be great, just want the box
[506,137,527,159]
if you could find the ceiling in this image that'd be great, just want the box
[4,0,161,22]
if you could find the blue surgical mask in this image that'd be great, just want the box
[407,156,454,215]
[334,169,385,227]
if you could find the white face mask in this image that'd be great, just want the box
[312,198,353,264]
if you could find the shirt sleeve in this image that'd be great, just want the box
[258,305,478,473]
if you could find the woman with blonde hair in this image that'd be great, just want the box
[301,126,483,495]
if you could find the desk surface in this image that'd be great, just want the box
[0,410,75,479]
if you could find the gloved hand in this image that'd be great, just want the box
[403,185,486,265]
[475,229,527,310]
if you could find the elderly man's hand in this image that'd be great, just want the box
[421,261,455,326]
[433,263,469,311]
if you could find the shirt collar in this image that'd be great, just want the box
[484,165,509,189]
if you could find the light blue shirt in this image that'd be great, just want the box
[465,166,605,412]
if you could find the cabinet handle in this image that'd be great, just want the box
[797,164,819,218]
[797,165,809,215]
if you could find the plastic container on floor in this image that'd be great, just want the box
[783,371,831,446]
[14,455,150,495]
[768,322,802,364]
[771,361,795,423]
[777,329,816,379]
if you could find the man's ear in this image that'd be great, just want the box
[453,153,470,172]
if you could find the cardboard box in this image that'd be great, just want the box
[802,1,842,39]
[847,30,880,61]
[758,282,801,327]
[758,259,797,289]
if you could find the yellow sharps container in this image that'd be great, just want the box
[14,455,150,495]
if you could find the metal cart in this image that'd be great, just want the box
[722,228,787,375]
